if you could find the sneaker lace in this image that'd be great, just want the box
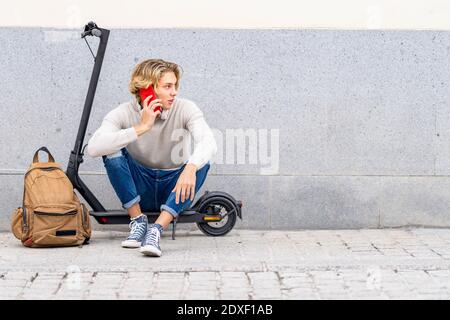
[145,227,160,246]
[129,220,138,234]
[128,218,146,239]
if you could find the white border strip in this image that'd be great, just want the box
[1,0,450,30]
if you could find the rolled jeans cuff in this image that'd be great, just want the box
[123,195,141,210]
[160,204,179,219]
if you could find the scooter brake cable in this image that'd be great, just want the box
[84,38,96,61]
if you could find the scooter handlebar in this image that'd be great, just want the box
[81,21,102,38]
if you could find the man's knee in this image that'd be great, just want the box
[102,150,124,163]
[194,162,210,191]
[102,151,128,173]
[197,162,210,174]
[198,162,210,177]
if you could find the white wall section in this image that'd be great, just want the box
[1,0,449,30]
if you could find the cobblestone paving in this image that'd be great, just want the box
[1,228,450,299]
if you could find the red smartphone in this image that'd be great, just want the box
[139,85,162,113]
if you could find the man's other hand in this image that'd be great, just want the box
[172,163,197,204]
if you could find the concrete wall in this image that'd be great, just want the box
[1,27,450,230]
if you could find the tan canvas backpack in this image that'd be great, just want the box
[11,147,92,247]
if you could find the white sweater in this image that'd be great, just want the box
[86,97,217,170]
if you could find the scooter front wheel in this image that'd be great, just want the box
[196,196,237,237]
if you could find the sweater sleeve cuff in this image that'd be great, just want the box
[187,157,205,171]
[125,126,138,143]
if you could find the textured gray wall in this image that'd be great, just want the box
[1,27,450,231]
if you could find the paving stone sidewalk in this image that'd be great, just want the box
[1,227,450,300]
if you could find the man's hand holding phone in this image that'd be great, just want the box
[134,95,162,136]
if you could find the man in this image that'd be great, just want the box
[87,59,217,257]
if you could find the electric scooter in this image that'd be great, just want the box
[66,22,242,240]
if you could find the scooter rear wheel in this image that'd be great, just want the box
[196,196,237,237]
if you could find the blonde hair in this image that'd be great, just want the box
[129,59,183,102]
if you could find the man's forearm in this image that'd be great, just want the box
[186,118,217,170]
[87,126,138,158]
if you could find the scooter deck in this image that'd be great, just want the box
[90,209,223,240]
[90,210,219,224]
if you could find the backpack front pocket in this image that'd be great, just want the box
[32,204,79,246]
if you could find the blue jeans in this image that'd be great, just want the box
[102,148,210,218]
